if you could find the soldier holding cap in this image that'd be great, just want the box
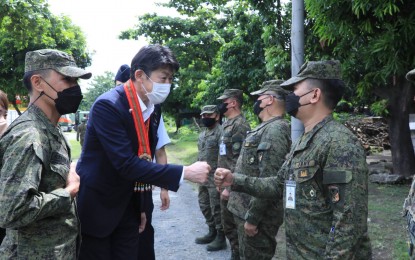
[217,88,251,259]
[0,49,91,258]
[215,60,372,259]
[195,105,226,251]
[403,67,415,259]
[227,80,291,260]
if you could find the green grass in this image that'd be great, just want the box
[69,139,82,160]
[165,127,199,165]
[368,183,410,260]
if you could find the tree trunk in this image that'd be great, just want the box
[387,78,415,177]
[12,101,21,115]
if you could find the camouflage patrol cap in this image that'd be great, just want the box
[280,60,341,90]
[250,80,288,98]
[217,89,243,104]
[407,69,415,82]
[200,105,219,115]
[25,49,92,79]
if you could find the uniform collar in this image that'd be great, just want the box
[28,105,63,138]
[294,115,333,152]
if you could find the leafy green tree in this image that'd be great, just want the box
[0,0,91,113]
[120,3,232,127]
[79,71,115,111]
[306,0,415,176]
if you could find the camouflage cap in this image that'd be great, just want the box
[200,105,219,115]
[25,49,92,79]
[280,60,341,90]
[217,89,243,104]
[407,69,415,82]
[250,79,288,98]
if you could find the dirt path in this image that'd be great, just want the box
[152,182,231,259]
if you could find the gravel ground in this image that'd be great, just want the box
[152,182,231,260]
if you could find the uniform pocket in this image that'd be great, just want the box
[295,166,321,201]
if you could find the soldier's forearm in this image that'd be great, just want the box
[232,173,281,199]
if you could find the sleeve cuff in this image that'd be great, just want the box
[245,212,260,226]
[180,167,184,185]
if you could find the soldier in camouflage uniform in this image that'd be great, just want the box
[195,105,227,251]
[403,67,415,259]
[227,80,291,260]
[217,89,251,259]
[215,60,372,259]
[77,117,87,147]
[0,49,91,258]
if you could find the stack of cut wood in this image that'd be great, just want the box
[344,117,390,153]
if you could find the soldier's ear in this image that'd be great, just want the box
[310,88,321,104]
[31,74,44,92]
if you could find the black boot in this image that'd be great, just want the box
[195,227,217,244]
[206,230,227,251]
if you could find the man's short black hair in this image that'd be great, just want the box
[23,69,51,93]
[307,78,345,110]
[130,45,180,80]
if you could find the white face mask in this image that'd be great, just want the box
[142,75,171,105]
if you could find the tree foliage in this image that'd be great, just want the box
[306,0,415,176]
[120,0,415,175]
[0,0,91,112]
[79,71,114,111]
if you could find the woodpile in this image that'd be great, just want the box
[344,117,390,154]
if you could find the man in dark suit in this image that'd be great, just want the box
[76,44,209,259]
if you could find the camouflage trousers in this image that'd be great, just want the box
[407,212,415,260]
[234,215,281,260]
[198,185,223,231]
[221,198,239,256]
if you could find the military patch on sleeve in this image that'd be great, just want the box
[328,185,340,203]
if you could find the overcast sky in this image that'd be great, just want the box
[48,0,175,88]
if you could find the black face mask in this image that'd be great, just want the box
[201,118,216,128]
[217,103,228,115]
[285,89,315,117]
[42,78,83,115]
[253,100,263,116]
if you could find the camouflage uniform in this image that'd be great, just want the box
[232,116,371,259]
[197,106,223,234]
[0,105,79,259]
[404,67,415,259]
[0,49,90,259]
[229,116,290,260]
[231,61,371,259]
[404,175,415,259]
[228,81,291,260]
[217,89,251,258]
[77,120,87,147]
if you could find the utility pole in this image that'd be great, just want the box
[290,0,305,141]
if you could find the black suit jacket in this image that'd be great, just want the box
[76,85,182,237]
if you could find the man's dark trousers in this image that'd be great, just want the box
[138,191,155,260]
